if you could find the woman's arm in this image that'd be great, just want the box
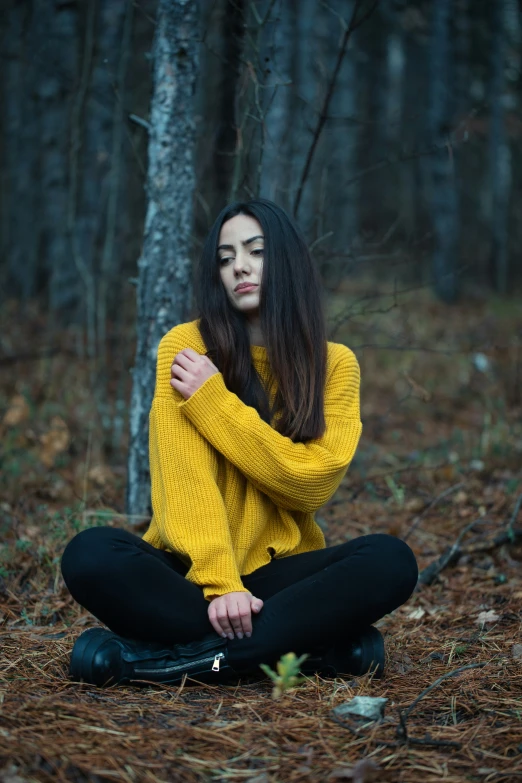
[176,346,362,514]
[148,332,249,601]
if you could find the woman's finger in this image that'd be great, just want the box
[238,603,252,636]
[171,364,187,380]
[226,598,245,638]
[251,596,264,613]
[208,605,226,637]
[208,611,224,638]
[216,604,234,639]
[228,603,243,639]
[231,594,253,637]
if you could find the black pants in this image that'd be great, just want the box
[61,527,418,671]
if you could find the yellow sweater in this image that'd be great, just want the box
[142,319,362,600]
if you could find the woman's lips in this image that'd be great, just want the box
[235,285,258,294]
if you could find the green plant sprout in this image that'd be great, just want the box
[385,475,405,506]
[259,652,309,699]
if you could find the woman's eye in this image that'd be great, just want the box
[219,250,262,264]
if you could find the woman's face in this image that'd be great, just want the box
[218,214,264,315]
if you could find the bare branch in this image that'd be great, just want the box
[417,518,492,587]
[129,113,151,132]
[507,493,522,540]
[397,662,490,740]
[293,0,379,216]
[403,483,466,542]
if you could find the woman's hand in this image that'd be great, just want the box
[170,348,219,400]
[208,591,264,639]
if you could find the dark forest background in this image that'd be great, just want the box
[2,0,522,314]
[1,4,522,777]
[0,0,521,512]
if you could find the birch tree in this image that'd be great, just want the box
[126,0,199,519]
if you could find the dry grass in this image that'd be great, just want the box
[1,567,521,782]
[1,290,521,782]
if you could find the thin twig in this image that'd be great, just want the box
[506,493,522,540]
[0,350,62,365]
[330,712,462,749]
[397,662,490,740]
[340,106,480,189]
[293,0,378,216]
[417,517,491,587]
[403,483,465,542]
[128,113,151,131]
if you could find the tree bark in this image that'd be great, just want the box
[39,1,80,316]
[126,0,199,519]
[212,0,245,212]
[1,1,40,304]
[324,0,359,252]
[259,0,296,209]
[290,0,319,238]
[489,0,515,294]
[426,0,459,303]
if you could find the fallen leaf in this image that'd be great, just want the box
[88,465,114,487]
[392,652,413,674]
[453,491,468,504]
[329,759,384,782]
[407,607,426,620]
[22,526,40,540]
[329,770,354,780]
[434,465,457,482]
[404,374,431,402]
[2,395,30,428]
[39,478,72,501]
[476,610,500,626]
[39,416,70,467]
[0,763,28,783]
[405,497,425,513]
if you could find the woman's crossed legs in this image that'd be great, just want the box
[60,526,418,670]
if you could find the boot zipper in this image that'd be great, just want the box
[134,652,225,676]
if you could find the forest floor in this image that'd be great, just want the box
[0,285,521,783]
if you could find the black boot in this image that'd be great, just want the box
[301,626,385,679]
[68,627,240,687]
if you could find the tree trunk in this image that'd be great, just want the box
[259,0,296,209]
[38,1,80,316]
[70,0,129,335]
[212,0,245,211]
[290,0,319,238]
[1,1,40,304]
[489,0,516,294]
[126,0,199,520]
[324,0,359,252]
[426,0,459,303]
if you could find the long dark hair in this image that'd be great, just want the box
[195,199,328,443]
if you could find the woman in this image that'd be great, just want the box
[61,199,418,688]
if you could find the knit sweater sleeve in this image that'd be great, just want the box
[145,331,249,601]
[177,345,362,514]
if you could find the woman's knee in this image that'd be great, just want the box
[367,533,419,593]
[61,525,117,589]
